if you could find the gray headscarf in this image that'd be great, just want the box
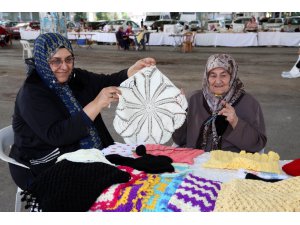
[199,54,245,150]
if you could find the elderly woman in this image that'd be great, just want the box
[172,54,266,153]
[9,32,156,190]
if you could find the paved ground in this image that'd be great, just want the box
[0,40,300,211]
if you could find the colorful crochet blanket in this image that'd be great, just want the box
[167,173,222,212]
[89,166,146,211]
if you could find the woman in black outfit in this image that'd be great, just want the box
[9,32,155,190]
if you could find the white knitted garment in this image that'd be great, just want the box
[113,66,188,144]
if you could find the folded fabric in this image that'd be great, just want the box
[140,144,204,164]
[101,143,137,157]
[167,173,222,212]
[214,177,300,212]
[90,166,147,211]
[106,146,174,174]
[21,160,131,212]
[56,148,114,165]
[202,150,281,174]
[282,158,300,176]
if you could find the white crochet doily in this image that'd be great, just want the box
[113,66,188,144]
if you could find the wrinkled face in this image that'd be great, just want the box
[208,67,231,95]
[49,48,74,84]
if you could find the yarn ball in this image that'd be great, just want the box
[136,145,146,156]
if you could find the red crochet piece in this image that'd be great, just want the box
[282,158,300,176]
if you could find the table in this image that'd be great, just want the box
[88,144,293,212]
[258,32,300,46]
[19,30,300,47]
[169,34,183,50]
[68,32,96,49]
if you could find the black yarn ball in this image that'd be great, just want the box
[136,145,146,156]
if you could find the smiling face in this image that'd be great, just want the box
[49,48,74,84]
[208,67,231,96]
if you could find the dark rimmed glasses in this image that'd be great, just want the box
[48,56,75,67]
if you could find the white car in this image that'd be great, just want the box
[231,17,252,32]
[189,20,202,31]
[263,18,284,31]
[103,20,140,32]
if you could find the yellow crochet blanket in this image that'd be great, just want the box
[202,150,281,174]
[214,177,300,212]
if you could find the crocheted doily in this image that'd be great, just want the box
[113,66,188,144]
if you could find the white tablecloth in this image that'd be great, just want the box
[258,32,300,46]
[20,30,300,47]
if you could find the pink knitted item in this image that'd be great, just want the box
[136,144,204,164]
[89,166,146,211]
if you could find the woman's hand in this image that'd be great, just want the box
[94,86,121,110]
[218,100,239,129]
[83,86,121,121]
[127,57,156,77]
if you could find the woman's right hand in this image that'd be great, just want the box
[83,86,121,121]
[94,86,121,110]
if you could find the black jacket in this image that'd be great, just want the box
[10,67,128,175]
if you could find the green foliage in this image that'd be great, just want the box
[74,12,87,22]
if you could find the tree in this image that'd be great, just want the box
[74,12,87,22]
[96,12,109,20]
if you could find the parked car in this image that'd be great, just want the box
[150,19,182,32]
[189,20,202,31]
[2,21,21,39]
[263,18,284,31]
[66,21,77,30]
[258,17,270,30]
[206,19,223,31]
[86,20,108,31]
[283,16,300,32]
[223,19,233,29]
[103,20,140,32]
[231,17,252,32]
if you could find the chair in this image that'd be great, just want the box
[181,31,195,53]
[0,125,29,212]
[20,40,33,59]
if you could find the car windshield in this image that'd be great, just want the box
[145,16,160,21]
[108,20,125,25]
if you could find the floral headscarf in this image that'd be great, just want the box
[199,54,245,150]
[33,33,103,149]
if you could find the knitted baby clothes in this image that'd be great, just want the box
[167,173,222,212]
[21,160,131,212]
[214,176,300,212]
[105,152,174,174]
[282,158,300,176]
[202,150,281,174]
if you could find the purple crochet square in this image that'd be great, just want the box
[167,173,221,212]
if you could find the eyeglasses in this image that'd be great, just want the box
[48,56,75,67]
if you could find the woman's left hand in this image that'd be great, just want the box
[218,100,239,129]
[127,58,156,77]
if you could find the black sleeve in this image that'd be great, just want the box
[17,84,90,146]
[73,68,128,95]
